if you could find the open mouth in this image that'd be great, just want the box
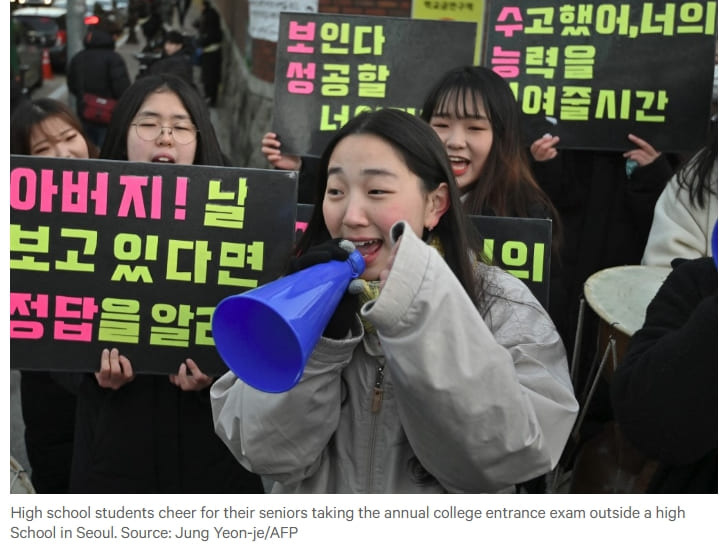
[351,239,383,261]
[152,155,175,163]
[448,156,469,177]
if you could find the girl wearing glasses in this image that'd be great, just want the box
[100,73,222,165]
[70,74,264,494]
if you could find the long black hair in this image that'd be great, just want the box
[296,108,480,302]
[100,73,225,165]
[421,66,562,250]
[676,117,717,208]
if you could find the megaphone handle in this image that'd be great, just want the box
[346,248,366,278]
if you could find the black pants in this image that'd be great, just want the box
[200,49,222,105]
[176,0,191,26]
[20,371,77,493]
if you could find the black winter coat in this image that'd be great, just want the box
[147,50,195,87]
[611,257,717,493]
[67,30,131,120]
[196,5,222,48]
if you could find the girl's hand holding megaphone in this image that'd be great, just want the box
[291,238,361,339]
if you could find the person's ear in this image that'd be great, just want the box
[424,182,450,230]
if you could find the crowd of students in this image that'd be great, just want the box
[10,29,717,495]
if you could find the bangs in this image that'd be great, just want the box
[35,115,70,140]
[431,85,488,119]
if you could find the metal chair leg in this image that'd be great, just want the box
[569,296,587,387]
[571,334,614,442]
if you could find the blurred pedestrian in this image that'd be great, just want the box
[194,0,222,107]
[158,0,175,26]
[125,0,144,44]
[10,17,30,114]
[145,29,195,87]
[141,3,164,51]
[175,0,191,27]
[67,28,131,148]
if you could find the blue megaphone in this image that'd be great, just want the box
[212,250,366,392]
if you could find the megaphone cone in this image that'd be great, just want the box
[212,249,366,392]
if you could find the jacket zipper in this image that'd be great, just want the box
[366,363,385,492]
[371,364,385,413]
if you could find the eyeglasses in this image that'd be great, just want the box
[131,120,199,145]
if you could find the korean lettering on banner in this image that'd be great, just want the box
[9,156,298,376]
[469,215,552,309]
[274,12,477,157]
[485,0,716,152]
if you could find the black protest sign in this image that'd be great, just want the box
[470,215,552,309]
[295,203,314,241]
[484,0,716,152]
[10,156,298,375]
[273,12,477,157]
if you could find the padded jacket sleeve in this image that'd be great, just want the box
[360,222,578,491]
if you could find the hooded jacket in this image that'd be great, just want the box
[67,29,131,116]
[211,221,578,493]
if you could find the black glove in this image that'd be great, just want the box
[290,238,351,273]
[290,239,359,339]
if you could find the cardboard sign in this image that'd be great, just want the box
[10,156,298,376]
[273,12,477,157]
[297,205,552,308]
[484,0,716,152]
